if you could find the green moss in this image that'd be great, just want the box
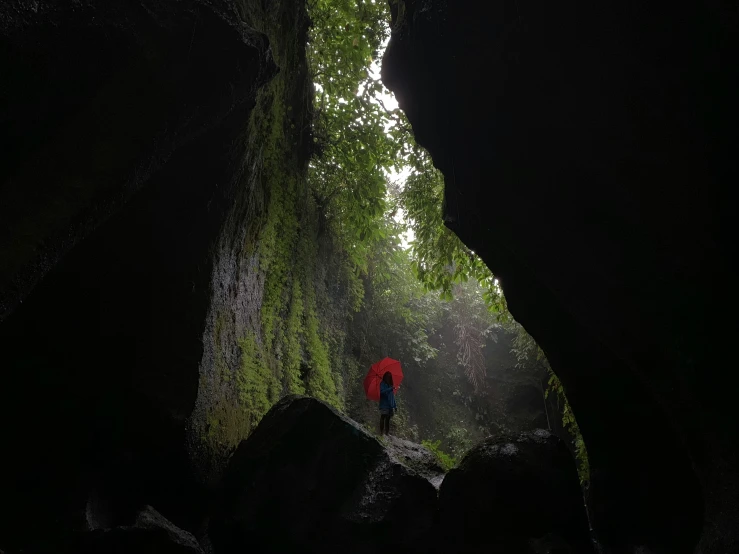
[246,31,347,413]
[237,333,278,428]
[194,0,363,460]
[421,439,457,472]
[284,277,306,394]
[205,400,249,450]
[303,281,340,408]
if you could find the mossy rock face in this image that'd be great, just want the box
[0,0,279,549]
[439,430,592,554]
[187,0,353,480]
[210,396,440,554]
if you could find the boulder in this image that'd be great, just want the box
[384,434,446,489]
[80,506,204,554]
[209,395,441,554]
[439,429,592,553]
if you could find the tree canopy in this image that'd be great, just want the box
[305,0,589,482]
[193,0,589,485]
[307,0,506,313]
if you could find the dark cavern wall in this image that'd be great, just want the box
[0,0,288,549]
[383,1,738,552]
[1,1,379,550]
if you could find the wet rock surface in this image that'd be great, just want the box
[439,430,592,554]
[384,434,446,489]
[210,395,441,554]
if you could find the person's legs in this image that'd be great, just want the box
[380,413,391,435]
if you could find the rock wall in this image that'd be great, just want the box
[0,1,281,550]
[186,4,361,481]
[1,1,364,549]
[382,1,738,552]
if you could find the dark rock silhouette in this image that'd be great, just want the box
[210,395,441,554]
[80,506,204,554]
[0,1,278,550]
[382,1,738,552]
[440,430,592,553]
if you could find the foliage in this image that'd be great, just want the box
[309,0,591,495]
[447,280,497,391]
[192,1,593,498]
[306,0,507,322]
[510,320,591,487]
[509,320,549,370]
[343,214,441,429]
[350,216,442,367]
[345,225,549,457]
[422,439,457,472]
[545,369,590,486]
[398,155,507,317]
[307,0,400,270]
[443,426,475,459]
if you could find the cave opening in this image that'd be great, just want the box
[2,0,736,553]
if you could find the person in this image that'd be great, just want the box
[378,371,397,436]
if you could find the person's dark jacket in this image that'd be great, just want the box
[379,381,397,411]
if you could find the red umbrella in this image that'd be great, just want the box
[363,357,403,402]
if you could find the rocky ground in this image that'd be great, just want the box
[66,396,593,554]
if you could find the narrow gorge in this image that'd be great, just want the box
[1,1,736,553]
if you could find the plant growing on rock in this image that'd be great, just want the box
[422,439,457,471]
[510,320,591,486]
